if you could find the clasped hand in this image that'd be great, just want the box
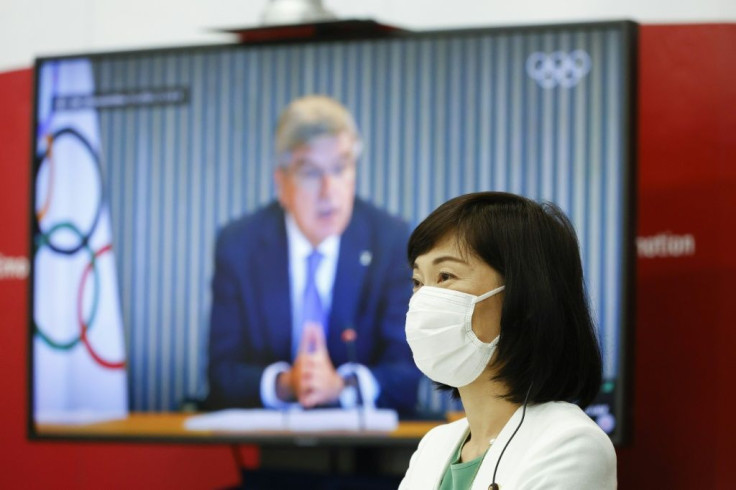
[277,323,345,408]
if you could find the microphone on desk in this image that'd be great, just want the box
[341,325,366,430]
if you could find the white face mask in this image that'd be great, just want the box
[405,285,506,387]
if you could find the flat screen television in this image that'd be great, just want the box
[29,20,636,446]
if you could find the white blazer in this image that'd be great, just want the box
[399,401,617,490]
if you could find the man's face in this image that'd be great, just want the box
[275,131,357,246]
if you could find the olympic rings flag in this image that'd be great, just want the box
[33,59,128,424]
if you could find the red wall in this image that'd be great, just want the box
[1,24,734,488]
[617,24,736,488]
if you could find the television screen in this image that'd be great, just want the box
[30,20,636,445]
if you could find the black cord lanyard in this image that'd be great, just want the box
[488,384,533,489]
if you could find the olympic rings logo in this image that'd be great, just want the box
[34,126,125,370]
[35,127,103,254]
[525,50,592,89]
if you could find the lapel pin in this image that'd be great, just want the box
[359,250,372,266]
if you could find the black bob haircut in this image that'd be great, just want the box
[408,192,602,408]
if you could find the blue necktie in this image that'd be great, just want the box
[294,250,324,358]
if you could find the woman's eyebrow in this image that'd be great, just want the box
[412,255,468,270]
[432,256,468,266]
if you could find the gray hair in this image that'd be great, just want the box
[275,95,362,167]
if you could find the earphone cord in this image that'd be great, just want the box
[490,383,533,488]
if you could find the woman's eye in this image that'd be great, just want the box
[411,278,422,290]
[438,272,454,283]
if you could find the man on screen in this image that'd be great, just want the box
[207,95,420,415]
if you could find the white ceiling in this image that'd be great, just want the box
[1,0,734,72]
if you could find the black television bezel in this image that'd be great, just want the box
[27,19,637,447]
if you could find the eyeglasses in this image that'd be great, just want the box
[286,160,356,190]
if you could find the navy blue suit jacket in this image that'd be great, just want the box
[207,198,420,415]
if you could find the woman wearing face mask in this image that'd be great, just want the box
[400,192,616,490]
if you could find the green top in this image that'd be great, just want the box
[439,435,488,490]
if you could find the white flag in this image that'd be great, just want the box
[33,59,128,424]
